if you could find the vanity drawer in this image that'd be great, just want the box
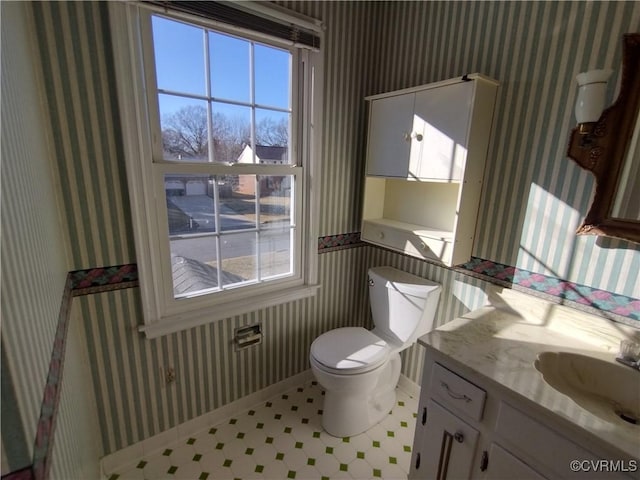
[429,363,486,421]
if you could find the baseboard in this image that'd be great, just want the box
[100,370,314,476]
[397,374,421,398]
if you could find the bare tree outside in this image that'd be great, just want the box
[161,105,289,162]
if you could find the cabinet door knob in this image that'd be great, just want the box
[404,132,423,142]
[454,431,464,443]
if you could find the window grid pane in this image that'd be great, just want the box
[165,171,295,298]
[151,14,292,165]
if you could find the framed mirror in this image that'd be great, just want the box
[567,33,640,244]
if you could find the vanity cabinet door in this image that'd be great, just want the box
[366,93,415,177]
[410,399,479,480]
[484,443,548,480]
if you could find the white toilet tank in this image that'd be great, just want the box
[368,266,441,348]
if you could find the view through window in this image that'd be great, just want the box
[151,15,297,299]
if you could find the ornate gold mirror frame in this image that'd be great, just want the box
[567,33,640,244]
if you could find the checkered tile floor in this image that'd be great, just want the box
[107,380,418,479]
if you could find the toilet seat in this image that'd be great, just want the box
[310,327,390,375]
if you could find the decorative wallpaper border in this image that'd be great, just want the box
[30,276,74,480]
[458,256,640,322]
[317,232,364,252]
[62,240,640,322]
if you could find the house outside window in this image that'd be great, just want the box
[109,2,323,337]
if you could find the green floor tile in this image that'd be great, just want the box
[342,437,350,443]
[162,449,172,456]
[266,436,274,444]
[404,445,412,452]
[215,442,224,450]
[223,459,232,468]
[325,446,333,454]
[255,465,264,473]
[257,422,264,429]
[307,458,316,466]
[387,431,395,437]
[208,428,217,434]
[136,460,147,469]
[276,452,285,460]
[245,448,254,455]
[229,418,237,425]
[357,451,365,459]
[372,440,380,448]
[284,426,292,433]
[340,463,348,472]
[398,401,405,406]
[108,475,119,480]
[288,470,296,479]
[401,421,408,427]
[389,456,398,464]
[236,432,245,439]
[167,466,178,474]
[193,454,202,461]
[295,441,303,449]
[373,468,382,477]
[248,410,255,416]
[198,474,209,480]
[187,437,196,445]
[313,431,321,438]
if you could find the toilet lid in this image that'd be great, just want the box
[311,327,389,374]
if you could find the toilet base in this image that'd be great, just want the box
[312,353,402,437]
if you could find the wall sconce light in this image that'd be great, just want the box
[574,69,613,139]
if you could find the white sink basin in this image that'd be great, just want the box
[534,351,640,426]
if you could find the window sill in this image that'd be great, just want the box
[138,283,320,338]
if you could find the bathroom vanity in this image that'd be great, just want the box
[361,74,498,266]
[410,289,640,479]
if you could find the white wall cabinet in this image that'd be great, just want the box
[362,74,498,266]
[410,352,637,480]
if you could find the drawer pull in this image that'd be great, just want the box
[441,381,472,402]
[422,406,427,425]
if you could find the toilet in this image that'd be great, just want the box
[310,266,441,437]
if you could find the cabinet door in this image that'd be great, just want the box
[484,444,547,480]
[410,82,474,181]
[366,93,415,177]
[410,399,479,480]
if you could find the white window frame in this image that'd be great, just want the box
[109,1,322,338]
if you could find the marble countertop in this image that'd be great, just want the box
[418,287,640,460]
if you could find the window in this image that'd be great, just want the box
[109,3,323,337]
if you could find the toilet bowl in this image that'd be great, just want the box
[310,266,441,437]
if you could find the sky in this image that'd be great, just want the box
[152,15,291,126]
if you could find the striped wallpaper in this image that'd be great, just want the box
[13,0,640,462]
[0,1,71,474]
